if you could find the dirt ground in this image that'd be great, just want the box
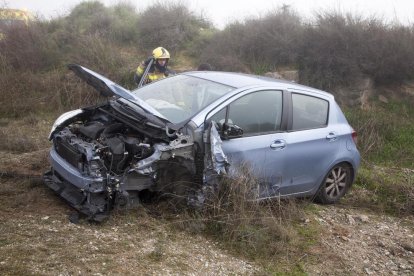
[0,150,413,275]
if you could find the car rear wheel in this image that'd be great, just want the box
[315,163,352,204]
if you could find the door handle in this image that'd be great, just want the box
[326,132,337,141]
[270,139,286,150]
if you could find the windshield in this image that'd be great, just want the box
[131,75,234,123]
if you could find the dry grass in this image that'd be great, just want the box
[0,177,263,275]
[0,115,51,153]
[164,167,318,272]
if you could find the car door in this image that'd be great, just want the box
[276,91,338,196]
[207,90,285,197]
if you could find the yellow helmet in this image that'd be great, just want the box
[152,47,170,59]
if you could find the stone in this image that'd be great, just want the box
[378,95,389,103]
[401,242,414,252]
[357,215,369,223]
[347,214,356,225]
[264,72,283,79]
[279,70,299,82]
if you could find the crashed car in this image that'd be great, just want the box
[44,64,360,221]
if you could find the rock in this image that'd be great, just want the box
[264,72,283,79]
[333,77,374,108]
[378,95,389,104]
[357,215,369,223]
[301,218,310,224]
[364,267,374,275]
[347,214,356,225]
[279,70,299,82]
[400,242,414,252]
[264,70,299,82]
[377,240,386,247]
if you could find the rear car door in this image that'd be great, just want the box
[276,90,339,195]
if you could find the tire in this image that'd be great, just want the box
[315,163,352,204]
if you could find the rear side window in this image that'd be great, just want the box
[292,93,328,130]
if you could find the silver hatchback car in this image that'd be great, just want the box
[44,65,360,220]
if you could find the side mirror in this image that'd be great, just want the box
[221,123,243,140]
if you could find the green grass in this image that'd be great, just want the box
[345,101,414,168]
[347,165,414,215]
[344,100,414,215]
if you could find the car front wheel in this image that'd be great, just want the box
[315,163,352,204]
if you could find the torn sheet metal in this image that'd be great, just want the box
[209,122,229,175]
[131,133,194,175]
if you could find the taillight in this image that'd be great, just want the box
[351,130,358,144]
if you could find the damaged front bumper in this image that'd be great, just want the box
[44,118,228,221]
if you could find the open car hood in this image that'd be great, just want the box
[68,64,137,100]
[68,64,176,130]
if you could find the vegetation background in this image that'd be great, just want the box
[0,1,413,274]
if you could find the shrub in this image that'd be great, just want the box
[0,23,61,72]
[298,13,369,89]
[199,7,303,74]
[137,2,210,52]
[0,69,105,118]
[298,12,414,89]
[107,3,140,45]
[68,34,127,79]
[67,1,111,36]
[359,24,414,84]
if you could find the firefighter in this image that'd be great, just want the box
[134,47,172,86]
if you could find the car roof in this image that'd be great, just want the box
[183,71,332,98]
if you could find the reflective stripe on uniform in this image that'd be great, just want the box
[136,61,167,83]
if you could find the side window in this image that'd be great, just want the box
[209,107,227,130]
[227,90,282,136]
[229,90,282,136]
[291,93,329,130]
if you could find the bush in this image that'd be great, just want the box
[199,7,303,74]
[360,24,414,84]
[107,3,140,44]
[68,34,128,78]
[0,69,106,118]
[67,1,111,36]
[0,23,61,72]
[298,12,414,89]
[298,13,370,89]
[137,2,210,52]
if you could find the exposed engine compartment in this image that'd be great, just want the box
[44,103,199,221]
[54,116,155,177]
